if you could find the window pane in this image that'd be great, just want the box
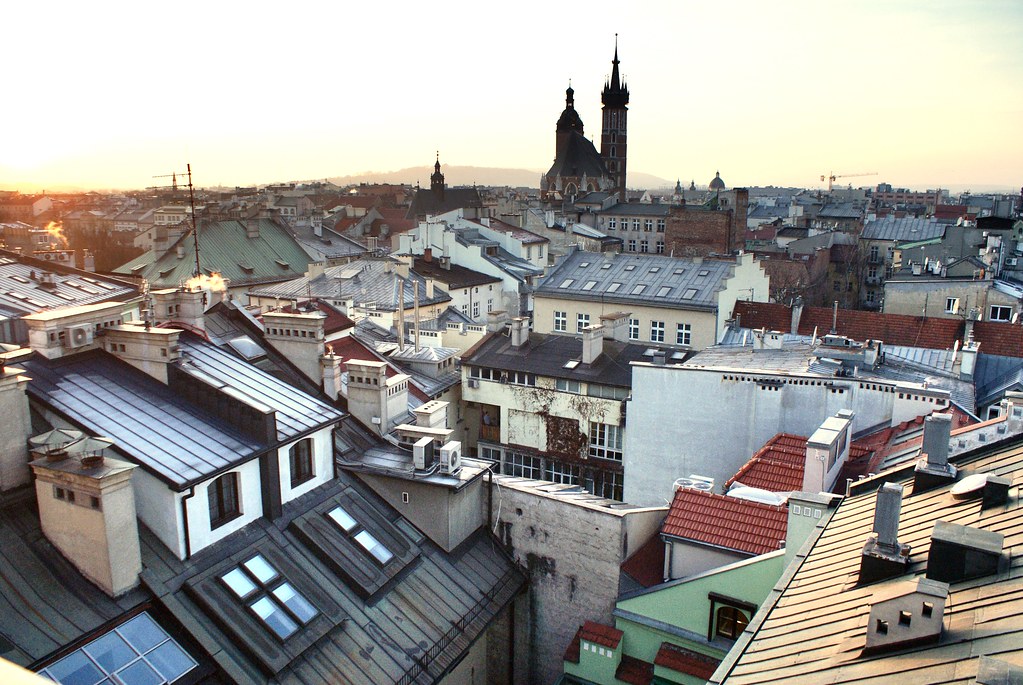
[46,651,103,685]
[251,596,298,639]
[118,614,166,655]
[327,506,358,532]
[272,583,318,623]
[243,555,278,584]
[354,530,394,564]
[83,632,135,673]
[221,568,257,598]
[146,640,197,682]
[113,659,162,685]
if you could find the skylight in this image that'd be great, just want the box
[220,554,318,640]
[632,284,647,295]
[656,286,672,297]
[327,506,357,532]
[683,288,699,300]
[624,265,636,271]
[327,505,395,565]
[8,275,29,284]
[582,280,598,291]
[673,268,685,275]
[579,262,590,268]
[38,612,197,685]
[698,269,709,277]
[601,263,612,269]
[559,278,575,288]
[564,360,580,369]
[607,282,622,293]
[649,267,660,273]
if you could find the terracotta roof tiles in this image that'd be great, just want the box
[620,534,666,589]
[615,654,654,685]
[655,642,722,680]
[578,621,623,649]
[662,488,788,556]
[725,433,808,492]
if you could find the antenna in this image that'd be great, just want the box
[152,164,201,278]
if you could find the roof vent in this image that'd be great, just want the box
[864,577,948,654]
[860,483,911,584]
[913,414,955,494]
[976,655,1023,685]
[950,472,1011,508]
[926,520,1003,583]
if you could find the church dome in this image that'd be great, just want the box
[709,171,726,191]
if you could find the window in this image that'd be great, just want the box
[632,284,647,295]
[221,553,318,639]
[327,505,395,564]
[945,297,959,314]
[716,606,749,640]
[632,219,641,230]
[593,470,623,500]
[650,321,665,342]
[503,451,542,479]
[870,245,879,261]
[656,241,665,254]
[990,305,1012,322]
[628,318,639,340]
[554,310,567,332]
[607,217,616,230]
[589,422,623,460]
[545,461,580,485]
[627,240,636,252]
[677,323,691,346]
[587,384,628,400]
[682,288,698,300]
[656,286,672,298]
[487,298,493,312]
[657,219,665,232]
[577,313,590,333]
[559,278,574,289]
[208,472,240,529]
[556,378,582,393]
[472,301,480,318]
[644,219,653,231]
[289,439,314,488]
[607,282,622,293]
[833,280,841,291]
[640,241,649,253]
[582,280,598,291]
[38,612,197,685]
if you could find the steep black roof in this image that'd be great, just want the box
[405,186,483,221]
[547,131,609,180]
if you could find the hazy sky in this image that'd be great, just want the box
[3,0,1021,193]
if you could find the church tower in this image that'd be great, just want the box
[600,36,629,200]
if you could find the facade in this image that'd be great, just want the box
[663,190,750,257]
[533,250,770,349]
[859,216,948,308]
[883,275,1022,323]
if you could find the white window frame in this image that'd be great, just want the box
[576,313,590,333]
[990,305,1012,322]
[554,310,567,332]
[677,323,691,346]
[650,321,665,343]
[628,318,639,340]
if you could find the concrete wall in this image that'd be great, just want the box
[623,363,948,507]
[439,624,489,685]
[665,539,748,582]
[185,459,263,556]
[0,368,32,491]
[133,467,186,559]
[488,476,665,685]
[715,253,771,342]
[883,279,1017,321]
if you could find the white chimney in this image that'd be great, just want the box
[509,317,529,347]
[0,360,32,491]
[346,359,408,435]
[581,324,604,364]
[321,350,344,401]
[803,411,853,493]
[104,326,182,384]
[263,310,327,384]
[30,451,142,597]
[487,310,508,333]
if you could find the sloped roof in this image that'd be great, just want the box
[0,250,137,316]
[620,534,667,589]
[712,438,1023,684]
[114,218,312,288]
[861,216,947,242]
[725,433,808,492]
[547,130,609,180]
[656,642,722,680]
[579,621,624,648]
[406,186,483,220]
[412,257,501,289]
[616,654,654,685]
[662,488,788,556]
[972,320,1023,357]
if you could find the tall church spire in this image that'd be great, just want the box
[610,34,621,91]
[600,36,629,200]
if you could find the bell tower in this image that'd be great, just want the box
[600,35,629,200]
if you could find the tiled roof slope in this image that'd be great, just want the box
[725,433,808,492]
[972,320,1023,357]
[579,621,624,648]
[662,488,788,556]
[655,642,722,680]
[712,437,1023,684]
[615,654,654,685]
[620,534,667,589]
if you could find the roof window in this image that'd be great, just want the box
[624,265,636,271]
[673,268,685,275]
[220,553,318,640]
[649,267,661,273]
[579,262,590,268]
[559,278,575,288]
[607,282,622,293]
[656,286,672,297]
[327,505,395,565]
[601,263,612,269]
[582,280,598,291]
[698,269,709,277]
[632,284,647,295]
[683,288,698,300]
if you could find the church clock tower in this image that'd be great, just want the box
[600,36,629,201]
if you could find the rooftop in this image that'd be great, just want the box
[861,216,947,242]
[662,488,788,556]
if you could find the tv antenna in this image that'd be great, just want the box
[152,163,201,277]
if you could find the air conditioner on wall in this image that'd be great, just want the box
[66,324,94,348]
[440,441,462,474]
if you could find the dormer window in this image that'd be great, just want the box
[221,554,318,640]
[208,472,241,529]
[326,505,395,565]
[290,439,314,488]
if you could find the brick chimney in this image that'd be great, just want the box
[30,450,142,597]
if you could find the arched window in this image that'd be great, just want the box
[565,183,577,197]
[290,438,314,487]
[209,472,240,529]
[715,606,749,640]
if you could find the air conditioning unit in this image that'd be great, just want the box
[1006,257,1018,267]
[66,324,94,348]
[467,379,480,389]
[413,436,435,470]
[687,475,715,492]
[440,441,462,475]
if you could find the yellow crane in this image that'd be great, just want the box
[821,171,877,192]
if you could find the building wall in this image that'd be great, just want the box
[664,203,745,258]
[623,363,949,507]
[0,370,31,491]
[278,428,335,505]
[488,477,664,685]
[715,253,771,342]
[132,467,187,559]
[665,539,748,582]
[883,279,1018,321]
[185,459,263,556]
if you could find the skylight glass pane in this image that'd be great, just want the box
[582,281,597,291]
[649,267,660,273]
[118,614,165,655]
[46,651,103,685]
[632,285,646,295]
[327,506,358,532]
[114,659,162,685]
[601,263,611,269]
[558,279,574,288]
[354,530,394,564]
[146,641,197,683]
[222,568,257,598]
[624,265,635,271]
[673,269,685,275]
[251,596,299,639]
[83,632,135,673]
[683,288,698,300]
[698,270,709,277]
[579,262,590,268]
[657,287,672,297]
[243,554,278,584]
[272,583,318,623]
[607,283,621,293]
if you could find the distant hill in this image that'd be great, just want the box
[328,166,672,191]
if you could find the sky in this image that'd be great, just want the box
[3,0,1021,193]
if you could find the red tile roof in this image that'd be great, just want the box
[578,621,623,649]
[274,300,355,335]
[725,433,808,492]
[564,632,581,664]
[654,642,722,680]
[973,321,1023,357]
[662,488,788,556]
[620,534,666,589]
[615,654,654,685]
[376,208,415,233]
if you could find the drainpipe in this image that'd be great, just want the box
[181,485,196,559]
[487,468,494,533]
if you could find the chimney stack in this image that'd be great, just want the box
[599,312,630,342]
[509,317,529,347]
[104,326,182,384]
[487,310,508,333]
[321,349,344,401]
[245,217,260,239]
[791,297,804,335]
[263,310,326,384]
[913,413,956,494]
[581,324,604,365]
[860,483,911,584]
[0,360,32,492]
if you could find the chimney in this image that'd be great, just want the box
[104,326,182,384]
[245,217,260,238]
[864,577,948,653]
[82,249,96,272]
[509,317,529,347]
[413,400,449,430]
[581,324,604,364]
[803,411,853,493]
[860,483,911,584]
[791,297,804,335]
[959,337,980,380]
[321,349,343,401]
[425,278,435,300]
[424,247,433,262]
[263,310,326,384]
[30,449,142,597]
[306,262,325,280]
[151,286,207,330]
[926,521,1003,583]
[1000,391,1023,432]
[345,359,408,435]
[0,360,32,491]
[487,310,508,333]
[175,244,185,259]
[913,414,956,494]
[599,312,630,342]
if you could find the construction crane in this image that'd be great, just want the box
[820,171,877,192]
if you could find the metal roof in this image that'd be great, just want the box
[0,251,136,316]
[600,203,672,217]
[861,216,947,242]
[536,250,733,310]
